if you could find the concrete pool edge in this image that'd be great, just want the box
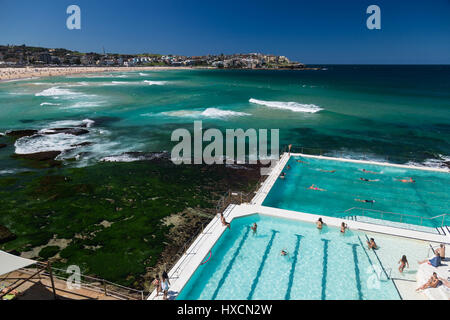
[148,203,449,300]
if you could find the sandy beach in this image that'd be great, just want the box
[0,66,201,81]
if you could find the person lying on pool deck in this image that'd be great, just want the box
[355,199,376,204]
[416,272,440,291]
[418,252,442,267]
[308,184,326,191]
[396,177,415,183]
[359,177,379,182]
[367,238,377,250]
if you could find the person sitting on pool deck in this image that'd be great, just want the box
[396,177,415,183]
[437,244,445,260]
[251,223,257,234]
[416,272,440,291]
[355,199,376,204]
[219,213,231,230]
[367,238,377,250]
[418,252,441,267]
[398,255,409,273]
[316,218,324,229]
[308,184,326,191]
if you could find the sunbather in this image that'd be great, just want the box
[416,272,440,291]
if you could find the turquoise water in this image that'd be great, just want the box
[263,156,450,228]
[1,66,450,173]
[177,214,401,300]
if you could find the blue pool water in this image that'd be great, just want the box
[177,214,401,300]
[262,156,450,228]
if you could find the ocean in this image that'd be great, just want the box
[1,65,450,172]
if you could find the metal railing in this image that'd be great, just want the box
[19,262,145,300]
[343,207,449,229]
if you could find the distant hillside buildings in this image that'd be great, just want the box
[0,45,305,69]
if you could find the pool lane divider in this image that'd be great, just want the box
[321,239,330,300]
[285,234,303,300]
[247,229,279,300]
[347,243,363,300]
[211,226,251,300]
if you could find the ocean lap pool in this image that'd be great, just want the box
[177,214,400,300]
[262,156,450,229]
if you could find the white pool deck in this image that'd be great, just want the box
[149,153,449,300]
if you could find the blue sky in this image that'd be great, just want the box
[0,0,449,64]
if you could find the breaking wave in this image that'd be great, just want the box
[249,98,323,113]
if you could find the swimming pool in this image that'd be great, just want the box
[262,156,450,229]
[177,214,401,300]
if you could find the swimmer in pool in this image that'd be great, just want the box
[316,218,324,229]
[367,238,377,250]
[280,172,286,179]
[396,177,415,183]
[287,165,291,170]
[361,169,381,174]
[340,222,348,234]
[359,177,379,182]
[355,199,376,204]
[296,159,308,164]
[319,169,336,173]
[308,184,326,191]
[281,249,288,256]
[251,223,257,234]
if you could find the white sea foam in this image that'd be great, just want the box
[406,155,450,171]
[157,108,250,119]
[100,152,166,163]
[35,87,78,97]
[40,102,61,106]
[64,101,107,109]
[14,133,87,154]
[46,119,95,128]
[139,73,149,76]
[249,98,323,113]
[143,80,168,86]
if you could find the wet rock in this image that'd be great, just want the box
[0,225,16,244]
[71,141,92,147]
[44,128,89,136]
[0,143,6,149]
[13,151,62,161]
[5,129,38,138]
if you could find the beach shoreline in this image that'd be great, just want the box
[0,66,207,82]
